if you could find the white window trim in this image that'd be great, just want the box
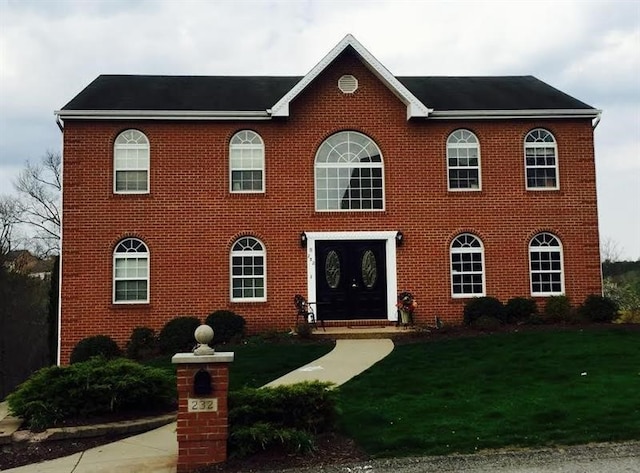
[450,234,486,298]
[113,130,150,195]
[524,129,559,191]
[229,130,265,194]
[447,129,482,192]
[314,131,385,212]
[113,238,149,304]
[529,233,565,296]
[304,231,398,320]
[230,237,267,302]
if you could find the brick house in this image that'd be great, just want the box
[55,35,602,363]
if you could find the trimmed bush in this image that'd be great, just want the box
[543,295,572,323]
[158,316,201,354]
[126,327,158,360]
[70,335,121,364]
[463,297,505,325]
[7,357,176,430]
[228,381,337,457]
[578,294,618,323]
[505,297,538,324]
[205,310,246,344]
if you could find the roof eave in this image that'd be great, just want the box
[270,34,431,120]
[428,109,601,119]
[54,110,272,120]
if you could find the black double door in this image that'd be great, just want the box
[315,240,387,320]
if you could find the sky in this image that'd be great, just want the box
[0,0,639,259]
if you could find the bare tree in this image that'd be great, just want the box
[0,196,20,256]
[601,237,622,264]
[13,151,61,255]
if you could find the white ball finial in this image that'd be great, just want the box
[193,324,215,355]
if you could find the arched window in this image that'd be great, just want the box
[529,232,564,295]
[230,130,264,192]
[447,129,481,190]
[114,130,149,193]
[230,236,266,301]
[450,233,485,297]
[113,238,149,303]
[525,129,558,190]
[315,131,384,211]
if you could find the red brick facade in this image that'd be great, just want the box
[59,50,601,363]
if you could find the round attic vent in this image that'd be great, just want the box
[338,75,358,94]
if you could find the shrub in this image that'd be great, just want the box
[158,316,201,354]
[7,357,176,430]
[463,297,505,325]
[505,297,538,324]
[542,295,573,323]
[70,335,121,364]
[126,327,158,360]
[205,310,246,344]
[578,295,619,323]
[471,314,503,330]
[228,381,337,457]
[615,309,640,324]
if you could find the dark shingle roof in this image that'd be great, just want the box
[61,74,594,112]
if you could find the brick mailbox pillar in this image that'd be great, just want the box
[172,325,234,473]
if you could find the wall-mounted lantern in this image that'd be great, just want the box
[395,231,404,247]
[300,232,307,248]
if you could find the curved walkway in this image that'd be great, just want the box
[4,339,395,473]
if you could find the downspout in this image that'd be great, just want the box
[55,113,63,365]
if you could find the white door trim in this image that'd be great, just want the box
[305,231,398,321]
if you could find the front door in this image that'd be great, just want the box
[315,240,387,320]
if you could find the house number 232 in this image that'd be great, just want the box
[187,398,218,412]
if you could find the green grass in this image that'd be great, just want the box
[144,337,334,390]
[338,328,640,457]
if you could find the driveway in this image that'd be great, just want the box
[280,440,640,473]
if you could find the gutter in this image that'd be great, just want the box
[54,110,272,120]
[428,109,601,120]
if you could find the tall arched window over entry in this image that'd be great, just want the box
[315,131,384,211]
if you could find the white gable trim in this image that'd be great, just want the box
[270,34,432,120]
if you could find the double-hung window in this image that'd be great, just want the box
[114,130,149,193]
[447,129,481,190]
[450,233,485,297]
[230,236,266,301]
[529,232,564,295]
[113,238,149,303]
[525,129,558,190]
[230,131,264,192]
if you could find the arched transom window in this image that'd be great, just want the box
[113,238,149,303]
[230,236,266,301]
[315,131,384,211]
[525,129,558,190]
[447,129,481,190]
[114,130,149,193]
[230,130,264,192]
[450,233,485,297]
[529,232,564,295]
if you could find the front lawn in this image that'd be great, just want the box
[145,337,335,390]
[338,327,640,457]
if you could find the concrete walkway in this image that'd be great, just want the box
[3,339,395,473]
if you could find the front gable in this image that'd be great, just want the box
[270,34,431,120]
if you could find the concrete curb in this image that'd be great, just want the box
[10,412,176,443]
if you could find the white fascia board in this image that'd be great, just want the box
[54,110,271,120]
[271,34,431,120]
[428,109,601,119]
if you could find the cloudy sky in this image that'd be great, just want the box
[1,0,638,259]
